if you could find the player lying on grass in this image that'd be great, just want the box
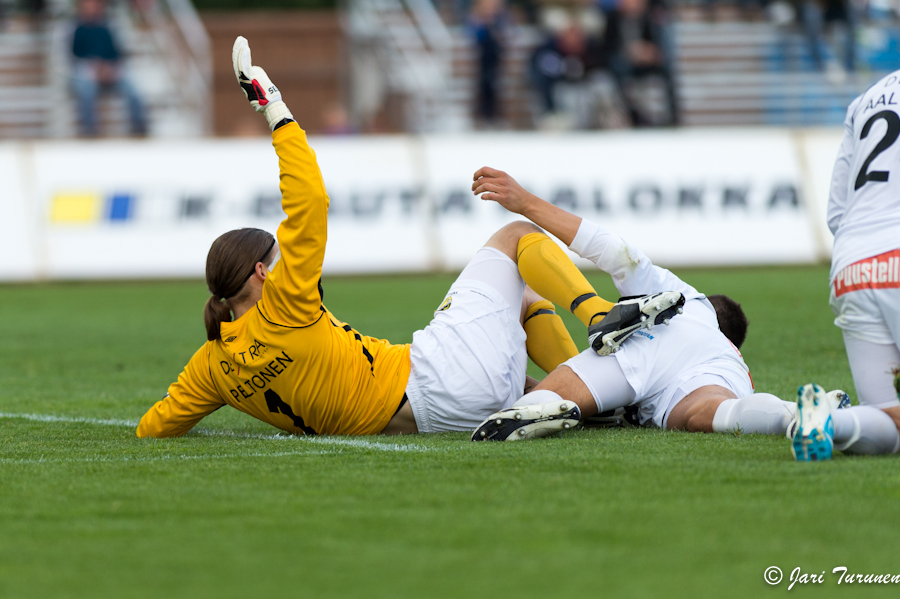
[468,169,899,456]
[136,37,677,439]
[789,71,900,460]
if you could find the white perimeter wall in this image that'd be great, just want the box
[0,128,844,281]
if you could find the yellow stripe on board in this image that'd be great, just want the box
[50,193,102,223]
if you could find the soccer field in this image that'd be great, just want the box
[1,265,898,598]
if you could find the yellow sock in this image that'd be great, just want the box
[517,232,615,327]
[523,301,579,373]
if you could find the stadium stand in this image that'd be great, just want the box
[2,0,898,136]
[0,26,50,138]
[349,0,900,130]
[675,17,877,126]
[0,0,210,138]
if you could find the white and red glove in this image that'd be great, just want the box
[232,36,294,130]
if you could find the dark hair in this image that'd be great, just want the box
[707,294,748,349]
[203,228,275,341]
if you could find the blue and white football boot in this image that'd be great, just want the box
[786,389,849,439]
[791,383,837,461]
[826,389,851,410]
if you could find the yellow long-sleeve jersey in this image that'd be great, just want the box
[137,123,411,438]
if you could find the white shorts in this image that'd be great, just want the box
[830,282,900,410]
[830,285,900,346]
[406,248,528,432]
[657,373,744,429]
[564,351,749,428]
[563,350,637,415]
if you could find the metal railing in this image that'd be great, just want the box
[345,0,469,132]
[132,0,213,135]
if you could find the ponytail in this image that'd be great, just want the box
[204,228,276,341]
[204,295,234,341]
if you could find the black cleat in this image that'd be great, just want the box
[582,405,642,428]
[588,292,685,356]
[471,401,581,441]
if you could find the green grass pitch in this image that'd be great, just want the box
[2,265,899,598]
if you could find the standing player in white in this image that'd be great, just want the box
[791,72,900,460]
[469,168,810,441]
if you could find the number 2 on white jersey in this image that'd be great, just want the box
[855,110,900,190]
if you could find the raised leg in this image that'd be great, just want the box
[522,292,579,374]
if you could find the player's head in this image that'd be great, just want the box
[204,228,277,341]
[707,294,748,349]
[78,0,107,20]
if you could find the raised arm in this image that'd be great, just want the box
[473,167,701,299]
[473,166,583,245]
[232,37,328,326]
[568,218,701,299]
[261,123,329,326]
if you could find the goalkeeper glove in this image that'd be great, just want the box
[232,36,294,131]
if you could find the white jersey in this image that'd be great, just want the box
[828,70,900,283]
[567,219,753,426]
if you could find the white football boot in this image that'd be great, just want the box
[471,401,581,441]
[588,292,685,356]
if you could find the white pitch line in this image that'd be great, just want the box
[193,428,431,452]
[0,449,336,465]
[0,412,138,428]
[0,411,431,453]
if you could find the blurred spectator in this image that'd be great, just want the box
[25,0,47,30]
[530,6,609,128]
[766,0,796,25]
[601,0,680,126]
[468,0,507,126]
[0,0,47,31]
[701,0,772,21]
[321,102,357,135]
[800,0,857,76]
[71,0,147,137]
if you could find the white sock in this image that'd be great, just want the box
[513,389,565,408]
[712,394,797,435]
[832,406,900,455]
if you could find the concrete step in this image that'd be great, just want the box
[683,112,771,125]
[683,96,855,111]
[680,81,861,98]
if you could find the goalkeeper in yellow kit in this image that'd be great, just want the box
[137,37,668,438]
